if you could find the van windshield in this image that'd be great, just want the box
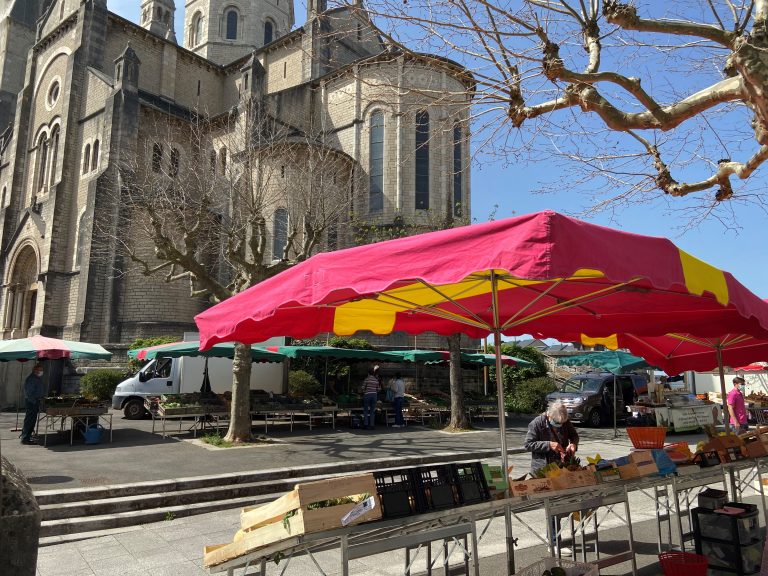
[561,377,602,393]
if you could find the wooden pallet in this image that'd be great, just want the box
[204,473,382,568]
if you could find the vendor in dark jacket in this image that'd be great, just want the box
[524,401,579,474]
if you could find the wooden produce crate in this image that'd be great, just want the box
[509,477,553,497]
[741,428,768,457]
[158,405,203,416]
[704,434,746,463]
[204,474,381,568]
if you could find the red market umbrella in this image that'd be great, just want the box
[197,210,768,459]
[196,210,768,570]
[734,363,768,372]
[573,332,768,430]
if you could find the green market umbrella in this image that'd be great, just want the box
[265,345,394,361]
[129,340,285,362]
[558,350,653,437]
[558,350,652,374]
[0,335,112,361]
[380,349,532,367]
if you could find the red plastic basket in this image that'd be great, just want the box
[658,551,708,576]
[627,426,667,449]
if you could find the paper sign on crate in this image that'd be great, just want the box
[203,474,381,568]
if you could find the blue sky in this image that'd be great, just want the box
[108,1,767,297]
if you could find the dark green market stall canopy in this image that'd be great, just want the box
[557,350,652,374]
[129,341,285,362]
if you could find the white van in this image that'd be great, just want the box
[112,339,287,419]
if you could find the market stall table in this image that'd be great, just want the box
[252,406,337,433]
[628,403,717,432]
[38,406,112,446]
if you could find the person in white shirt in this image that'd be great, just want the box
[391,373,406,427]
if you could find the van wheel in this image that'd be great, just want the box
[588,409,602,427]
[123,399,146,420]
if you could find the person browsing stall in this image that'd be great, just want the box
[390,372,405,428]
[20,363,45,445]
[728,376,749,434]
[524,401,579,474]
[360,368,380,430]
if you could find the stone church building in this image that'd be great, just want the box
[0,0,472,350]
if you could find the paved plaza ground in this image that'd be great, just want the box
[0,410,746,575]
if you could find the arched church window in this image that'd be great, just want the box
[37,134,49,192]
[264,21,273,44]
[415,111,430,210]
[273,208,288,260]
[91,139,100,172]
[191,12,203,46]
[210,150,217,173]
[368,111,384,213]
[82,143,91,175]
[152,143,163,173]
[226,9,238,40]
[49,126,60,188]
[453,123,462,217]
[220,147,227,173]
[170,147,180,178]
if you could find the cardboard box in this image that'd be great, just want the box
[549,469,597,491]
[594,466,622,483]
[704,435,746,463]
[617,450,658,480]
[509,477,553,497]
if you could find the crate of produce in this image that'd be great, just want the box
[627,426,667,449]
[511,557,598,576]
[451,462,491,504]
[658,551,708,576]
[616,450,658,479]
[416,464,461,510]
[203,474,381,568]
[158,404,202,416]
[693,503,759,545]
[373,468,426,518]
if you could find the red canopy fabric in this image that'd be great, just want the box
[607,333,768,375]
[735,363,768,372]
[196,211,768,349]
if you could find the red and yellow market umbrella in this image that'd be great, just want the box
[196,210,768,487]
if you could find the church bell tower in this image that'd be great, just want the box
[139,0,177,42]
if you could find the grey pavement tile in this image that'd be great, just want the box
[80,543,130,563]
[113,532,168,554]
[92,568,148,576]
[36,549,92,576]
[135,549,190,571]
[85,553,138,573]
[150,524,208,543]
[75,535,122,552]
[143,561,208,576]
[169,536,210,561]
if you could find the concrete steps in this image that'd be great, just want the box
[36,447,515,545]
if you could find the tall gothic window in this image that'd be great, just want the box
[369,111,384,213]
[273,208,288,260]
[453,123,462,217]
[82,143,91,175]
[415,111,430,210]
[170,148,180,178]
[152,143,163,173]
[210,150,217,173]
[49,126,60,188]
[191,12,203,46]
[220,147,227,174]
[264,20,273,44]
[226,9,238,40]
[37,134,49,192]
[91,139,99,172]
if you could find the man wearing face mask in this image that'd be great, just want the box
[524,401,579,474]
[727,376,749,434]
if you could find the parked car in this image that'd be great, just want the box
[546,372,648,426]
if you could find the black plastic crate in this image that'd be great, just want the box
[693,503,760,545]
[416,464,461,511]
[451,462,491,505]
[373,468,426,518]
[695,537,763,574]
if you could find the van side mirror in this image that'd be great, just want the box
[138,371,148,383]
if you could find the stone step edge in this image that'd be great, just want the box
[37,470,366,520]
[35,447,521,504]
[39,495,263,539]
